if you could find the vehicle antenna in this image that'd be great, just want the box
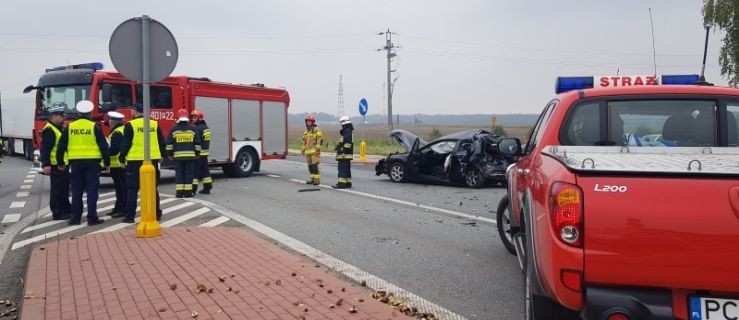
[649,8,657,78]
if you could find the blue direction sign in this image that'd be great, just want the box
[358,98,368,116]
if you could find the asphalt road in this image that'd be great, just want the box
[0,155,523,319]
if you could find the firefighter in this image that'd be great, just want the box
[106,111,127,217]
[167,109,201,198]
[190,109,212,194]
[118,103,167,223]
[334,116,354,189]
[56,100,109,226]
[40,106,70,220]
[301,114,322,185]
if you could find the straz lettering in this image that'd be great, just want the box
[594,184,628,193]
[175,134,194,143]
[598,75,658,88]
[70,129,92,135]
[136,127,156,133]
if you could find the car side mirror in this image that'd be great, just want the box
[23,85,36,94]
[497,138,521,157]
[101,83,112,103]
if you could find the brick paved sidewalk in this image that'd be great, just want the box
[21,227,408,320]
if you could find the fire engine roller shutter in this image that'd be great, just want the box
[194,97,229,162]
[262,101,287,155]
[231,100,260,141]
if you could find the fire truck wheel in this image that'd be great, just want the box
[225,148,257,178]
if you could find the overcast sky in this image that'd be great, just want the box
[0,0,726,116]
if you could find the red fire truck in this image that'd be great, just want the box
[23,62,289,177]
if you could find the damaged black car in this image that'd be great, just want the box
[374,129,515,188]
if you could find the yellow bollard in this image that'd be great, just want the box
[136,160,161,238]
[359,140,367,163]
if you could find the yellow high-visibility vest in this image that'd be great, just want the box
[127,117,162,161]
[107,125,125,168]
[43,122,67,165]
[67,119,101,160]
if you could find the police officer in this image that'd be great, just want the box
[119,103,167,223]
[190,109,212,194]
[334,116,354,189]
[56,100,109,226]
[40,106,71,220]
[106,111,127,217]
[166,109,201,198]
[301,114,322,185]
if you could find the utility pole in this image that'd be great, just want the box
[337,75,344,118]
[379,29,397,133]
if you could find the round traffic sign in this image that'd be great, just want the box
[358,98,368,116]
[109,16,178,82]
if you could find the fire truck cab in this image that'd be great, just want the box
[24,62,290,177]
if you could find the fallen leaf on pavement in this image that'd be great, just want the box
[207,288,214,294]
[348,307,358,314]
[196,284,207,293]
[218,275,227,282]
[275,280,281,286]
[191,310,198,318]
[335,299,344,306]
[158,308,167,312]
[169,283,177,290]
[291,272,297,277]
[360,280,367,287]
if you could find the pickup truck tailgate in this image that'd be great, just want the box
[579,176,739,291]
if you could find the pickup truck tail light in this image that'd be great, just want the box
[549,182,583,247]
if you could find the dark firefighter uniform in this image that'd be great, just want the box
[166,112,201,198]
[334,116,354,189]
[106,111,127,217]
[192,110,212,194]
[40,107,70,220]
[56,101,109,226]
[119,103,167,223]
[302,114,322,185]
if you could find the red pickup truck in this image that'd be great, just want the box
[495,76,739,320]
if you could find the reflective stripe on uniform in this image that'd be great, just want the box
[67,119,101,160]
[202,177,213,184]
[128,117,162,161]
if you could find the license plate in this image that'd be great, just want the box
[690,297,739,320]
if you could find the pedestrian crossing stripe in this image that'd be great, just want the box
[12,195,227,251]
[1,214,21,224]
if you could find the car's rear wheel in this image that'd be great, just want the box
[465,169,485,188]
[388,162,407,182]
[496,197,516,255]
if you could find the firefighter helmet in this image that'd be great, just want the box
[305,114,316,122]
[190,109,204,121]
[177,109,190,122]
[338,115,351,124]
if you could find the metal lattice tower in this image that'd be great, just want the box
[337,75,345,118]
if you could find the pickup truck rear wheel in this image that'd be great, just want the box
[496,197,516,255]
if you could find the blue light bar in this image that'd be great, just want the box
[555,76,594,94]
[661,74,700,85]
[47,62,104,72]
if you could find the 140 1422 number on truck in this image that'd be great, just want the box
[494,75,739,320]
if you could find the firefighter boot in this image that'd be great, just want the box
[333,182,347,189]
[176,190,184,198]
[200,184,211,194]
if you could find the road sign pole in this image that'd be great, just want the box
[137,15,161,238]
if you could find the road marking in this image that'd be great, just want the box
[182,196,467,320]
[27,171,36,174]
[266,174,281,178]
[11,217,111,250]
[9,201,26,209]
[23,179,34,184]
[199,216,230,227]
[160,207,210,228]
[19,185,31,190]
[16,192,29,198]
[89,198,182,235]
[1,214,21,224]
[21,220,66,234]
[25,175,35,179]
[284,178,496,224]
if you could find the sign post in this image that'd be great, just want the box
[358,98,368,163]
[109,15,178,238]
